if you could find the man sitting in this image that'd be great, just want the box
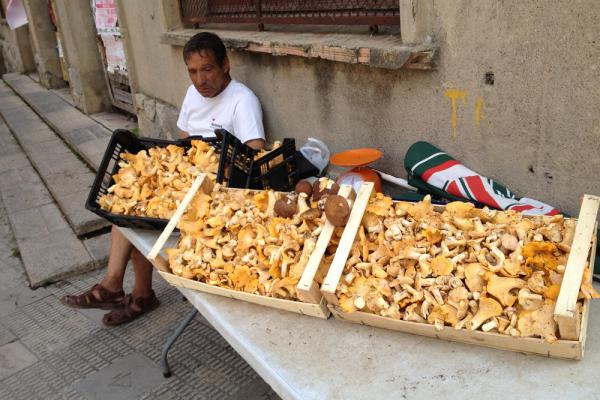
[60,32,266,325]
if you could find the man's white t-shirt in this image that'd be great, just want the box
[176,80,265,143]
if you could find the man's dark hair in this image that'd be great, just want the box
[183,32,227,66]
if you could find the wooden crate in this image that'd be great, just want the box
[147,173,355,319]
[321,182,599,359]
[158,271,330,318]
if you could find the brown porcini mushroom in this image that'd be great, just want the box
[295,180,313,198]
[312,178,340,201]
[274,196,297,218]
[324,195,351,227]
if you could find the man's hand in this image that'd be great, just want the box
[179,131,190,139]
[245,138,266,150]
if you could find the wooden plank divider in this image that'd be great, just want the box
[320,181,374,304]
[297,184,354,303]
[554,195,599,340]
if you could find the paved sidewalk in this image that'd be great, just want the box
[0,120,108,287]
[0,82,108,236]
[3,73,112,171]
[0,195,279,399]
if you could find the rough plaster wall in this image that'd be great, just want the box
[0,24,34,73]
[0,36,24,72]
[24,0,65,88]
[119,0,190,107]
[0,0,35,74]
[122,0,600,216]
[51,0,110,113]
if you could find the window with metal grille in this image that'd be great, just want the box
[180,1,400,30]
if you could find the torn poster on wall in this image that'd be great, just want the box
[101,34,127,73]
[6,0,28,30]
[91,0,127,72]
[92,0,118,35]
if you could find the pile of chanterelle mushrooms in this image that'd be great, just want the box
[99,141,219,218]
[166,178,348,300]
[336,193,598,342]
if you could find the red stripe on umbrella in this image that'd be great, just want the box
[422,160,460,182]
[465,176,501,209]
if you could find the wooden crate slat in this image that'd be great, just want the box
[321,181,374,304]
[297,184,354,303]
[329,306,583,360]
[112,87,133,105]
[555,195,599,319]
[148,173,212,260]
[578,228,597,357]
[160,271,329,319]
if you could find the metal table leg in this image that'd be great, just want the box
[161,308,198,378]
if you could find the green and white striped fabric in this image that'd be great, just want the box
[403,141,560,216]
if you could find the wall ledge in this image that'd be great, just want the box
[161,29,437,70]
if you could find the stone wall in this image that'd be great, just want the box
[22,0,65,89]
[134,93,180,140]
[0,18,35,74]
[116,0,600,216]
[51,0,111,114]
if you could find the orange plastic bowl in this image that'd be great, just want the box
[330,148,383,168]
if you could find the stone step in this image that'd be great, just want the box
[0,81,109,236]
[51,86,138,136]
[0,120,109,288]
[2,73,112,171]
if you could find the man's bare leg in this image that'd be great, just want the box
[131,247,154,299]
[59,225,129,308]
[102,247,159,326]
[100,225,132,292]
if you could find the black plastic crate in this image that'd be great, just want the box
[86,129,304,230]
[214,129,299,191]
[85,129,220,230]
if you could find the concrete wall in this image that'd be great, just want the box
[51,0,111,114]
[117,0,600,216]
[23,0,65,88]
[0,0,35,74]
[114,0,184,137]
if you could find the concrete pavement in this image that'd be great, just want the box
[0,82,108,236]
[3,73,113,171]
[0,119,107,287]
[0,171,278,400]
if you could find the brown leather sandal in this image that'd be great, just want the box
[102,292,160,326]
[59,284,125,310]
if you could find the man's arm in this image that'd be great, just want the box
[245,138,265,150]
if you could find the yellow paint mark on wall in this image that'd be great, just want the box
[475,96,485,127]
[443,88,467,138]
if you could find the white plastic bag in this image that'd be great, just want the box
[299,137,330,174]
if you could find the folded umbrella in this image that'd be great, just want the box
[404,141,560,216]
